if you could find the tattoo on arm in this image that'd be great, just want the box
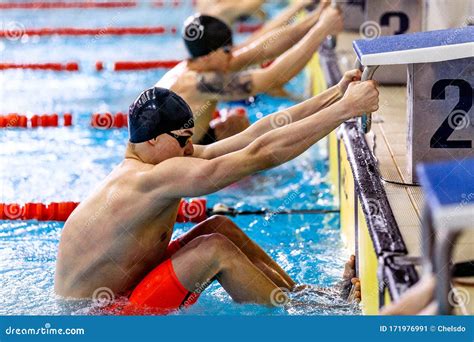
[197,72,253,97]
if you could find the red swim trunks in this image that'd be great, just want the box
[121,238,200,315]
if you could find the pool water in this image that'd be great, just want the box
[0,1,358,315]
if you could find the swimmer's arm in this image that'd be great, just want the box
[156,101,352,198]
[249,13,338,93]
[237,1,314,48]
[229,5,326,71]
[193,84,344,159]
[195,15,331,103]
[205,0,265,25]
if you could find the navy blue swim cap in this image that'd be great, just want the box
[182,14,233,58]
[128,87,194,143]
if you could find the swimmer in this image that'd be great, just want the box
[54,73,378,314]
[156,3,342,144]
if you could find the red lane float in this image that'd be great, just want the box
[176,198,207,223]
[0,26,175,38]
[0,62,79,71]
[153,0,183,7]
[91,112,127,129]
[0,202,79,221]
[0,1,137,9]
[0,113,72,128]
[112,60,181,71]
[0,198,207,223]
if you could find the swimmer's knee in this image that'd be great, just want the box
[208,215,245,236]
[198,233,239,267]
[207,215,235,228]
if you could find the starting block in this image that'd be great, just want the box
[364,0,423,84]
[417,158,474,314]
[353,27,473,181]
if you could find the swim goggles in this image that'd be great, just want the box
[166,132,192,148]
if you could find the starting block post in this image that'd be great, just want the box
[352,27,473,182]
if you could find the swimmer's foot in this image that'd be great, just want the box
[347,277,361,303]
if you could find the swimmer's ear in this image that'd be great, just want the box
[147,137,159,147]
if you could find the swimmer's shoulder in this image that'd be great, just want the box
[155,61,195,89]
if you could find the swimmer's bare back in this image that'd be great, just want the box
[54,159,180,298]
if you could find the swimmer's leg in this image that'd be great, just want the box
[171,233,285,305]
[176,215,296,290]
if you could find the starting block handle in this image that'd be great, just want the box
[354,59,379,133]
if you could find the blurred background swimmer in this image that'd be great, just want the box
[156,3,342,144]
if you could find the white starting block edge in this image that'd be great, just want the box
[353,27,474,66]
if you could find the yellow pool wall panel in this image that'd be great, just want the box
[328,131,340,203]
[357,202,381,315]
[338,142,355,254]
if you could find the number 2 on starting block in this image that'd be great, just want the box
[408,58,474,182]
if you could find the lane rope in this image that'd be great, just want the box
[0,22,261,39]
[0,0,199,10]
[0,1,138,9]
[0,113,72,128]
[0,199,339,222]
[0,62,79,71]
[0,26,174,37]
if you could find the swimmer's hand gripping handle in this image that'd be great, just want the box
[354,60,379,133]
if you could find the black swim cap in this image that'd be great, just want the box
[182,14,233,58]
[128,87,194,143]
